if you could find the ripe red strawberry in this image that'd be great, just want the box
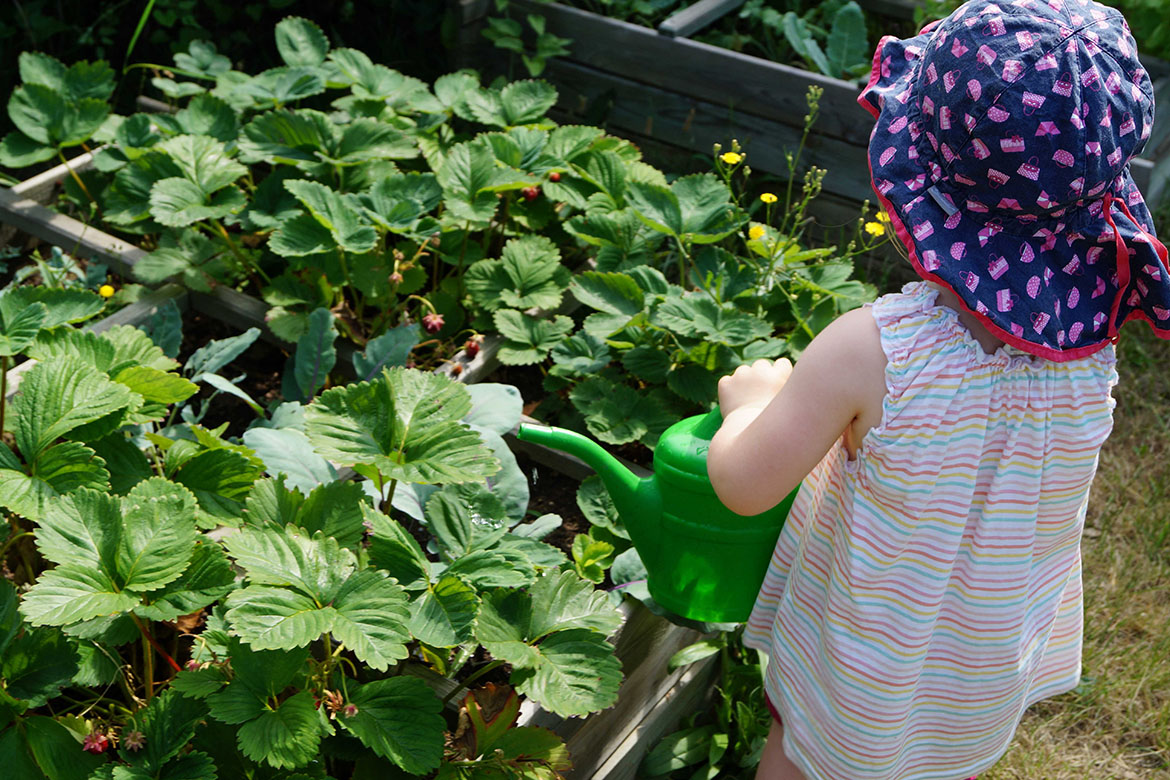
[548,171,561,182]
[521,186,540,201]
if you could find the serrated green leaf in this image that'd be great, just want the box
[528,569,623,638]
[436,140,499,225]
[225,585,333,651]
[0,440,110,521]
[237,689,322,769]
[170,666,228,699]
[466,235,569,312]
[225,526,355,598]
[9,84,108,147]
[206,681,266,725]
[499,80,557,126]
[653,293,771,346]
[341,677,445,774]
[275,16,329,67]
[1,624,79,707]
[242,66,326,108]
[569,270,644,316]
[135,542,235,621]
[515,628,622,717]
[18,51,67,90]
[149,177,246,227]
[628,174,745,244]
[117,478,198,592]
[114,366,198,406]
[19,565,138,626]
[407,574,478,648]
[158,134,246,193]
[155,94,237,142]
[121,688,209,772]
[237,108,334,165]
[0,131,55,168]
[284,180,376,253]
[244,478,366,551]
[0,301,47,359]
[11,356,134,458]
[304,368,499,485]
[331,568,411,669]
[363,504,431,589]
[360,173,442,234]
[549,331,611,377]
[167,446,260,525]
[24,714,106,780]
[621,344,671,384]
[32,485,122,571]
[426,483,508,558]
[134,229,230,292]
[445,548,536,590]
[175,40,231,77]
[269,213,335,257]
[493,310,573,366]
[569,376,676,446]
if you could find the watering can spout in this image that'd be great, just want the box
[515,423,659,534]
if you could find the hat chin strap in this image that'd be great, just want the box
[1102,191,1170,338]
[1102,192,1131,340]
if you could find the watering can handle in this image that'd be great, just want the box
[693,405,724,440]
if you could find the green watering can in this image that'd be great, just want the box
[517,407,798,624]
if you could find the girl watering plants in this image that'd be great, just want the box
[706,0,1170,778]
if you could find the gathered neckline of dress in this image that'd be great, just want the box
[903,281,1050,372]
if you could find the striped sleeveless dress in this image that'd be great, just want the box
[744,281,1118,780]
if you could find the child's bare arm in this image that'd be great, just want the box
[707,306,885,516]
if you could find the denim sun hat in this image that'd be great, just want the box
[859,0,1170,360]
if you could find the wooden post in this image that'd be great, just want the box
[658,0,746,39]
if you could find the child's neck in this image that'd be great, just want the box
[928,283,1006,355]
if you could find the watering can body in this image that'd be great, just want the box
[517,408,798,623]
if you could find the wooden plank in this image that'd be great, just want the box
[88,283,189,336]
[658,0,746,39]
[588,656,719,780]
[854,0,918,21]
[542,56,874,203]
[0,186,145,279]
[507,0,872,146]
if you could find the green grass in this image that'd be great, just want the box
[987,326,1170,779]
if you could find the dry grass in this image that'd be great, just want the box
[986,327,1170,780]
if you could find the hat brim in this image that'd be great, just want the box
[858,28,1170,360]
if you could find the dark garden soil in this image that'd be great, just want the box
[175,311,286,438]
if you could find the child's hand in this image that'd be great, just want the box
[718,358,793,416]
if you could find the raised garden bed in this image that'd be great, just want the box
[452,0,1170,208]
[1,155,723,777]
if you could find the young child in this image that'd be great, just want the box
[707,1,1170,778]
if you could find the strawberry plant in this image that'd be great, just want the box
[0,282,625,777]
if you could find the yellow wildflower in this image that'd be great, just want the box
[98,284,116,298]
[748,224,766,240]
[759,192,778,204]
[864,221,886,237]
[876,211,890,223]
[720,151,743,165]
